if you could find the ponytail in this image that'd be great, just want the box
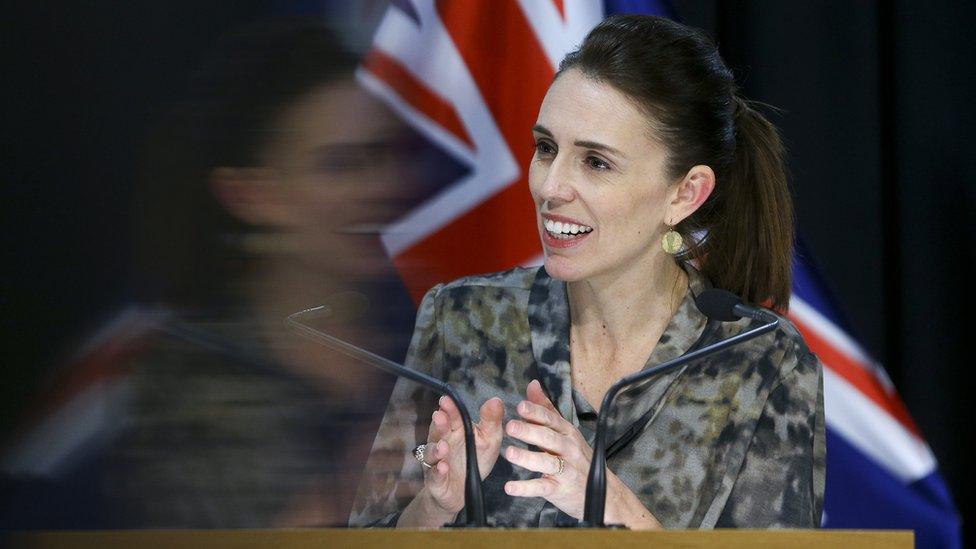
[697,97,794,310]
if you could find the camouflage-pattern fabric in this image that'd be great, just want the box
[349,264,825,528]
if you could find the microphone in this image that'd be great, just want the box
[694,288,780,324]
[580,289,780,527]
[286,305,487,527]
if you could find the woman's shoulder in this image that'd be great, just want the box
[758,307,820,384]
[420,266,542,304]
[703,301,819,388]
[409,267,544,334]
[441,266,540,292]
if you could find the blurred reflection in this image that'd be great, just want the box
[1,18,419,528]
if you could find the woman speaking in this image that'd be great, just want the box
[350,15,824,529]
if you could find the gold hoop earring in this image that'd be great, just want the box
[662,222,684,255]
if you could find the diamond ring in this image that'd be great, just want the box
[414,443,434,469]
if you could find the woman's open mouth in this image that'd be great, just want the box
[542,218,593,248]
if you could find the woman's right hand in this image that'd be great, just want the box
[414,395,504,520]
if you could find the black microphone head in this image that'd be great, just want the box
[695,289,744,322]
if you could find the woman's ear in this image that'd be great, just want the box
[209,167,289,226]
[668,164,715,223]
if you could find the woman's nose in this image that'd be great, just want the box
[539,159,576,203]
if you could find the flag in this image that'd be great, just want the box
[359,1,961,546]
[789,241,961,547]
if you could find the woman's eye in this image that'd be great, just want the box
[586,156,611,171]
[534,140,556,156]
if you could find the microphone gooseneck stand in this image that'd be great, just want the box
[286,306,487,527]
[580,289,781,527]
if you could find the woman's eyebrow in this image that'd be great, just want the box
[533,125,623,157]
[573,140,624,157]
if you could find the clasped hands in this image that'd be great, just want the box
[416,378,660,528]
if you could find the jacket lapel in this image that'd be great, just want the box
[526,267,577,424]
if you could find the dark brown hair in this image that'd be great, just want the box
[558,15,794,309]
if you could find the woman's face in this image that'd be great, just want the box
[528,68,676,283]
[258,80,416,273]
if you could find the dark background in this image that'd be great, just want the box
[3,0,973,542]
[683,2,975,544]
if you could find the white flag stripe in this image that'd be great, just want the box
[370,0,471,102]
[789,296,871,367]
[69,307,168,362]
[356,68,477,166]
[823,367,936,482]
[516,0,603,71]
[379,170,492,256]
[789,296,896,393]
[562,0,607,45]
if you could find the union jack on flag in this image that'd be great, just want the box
[357,1,961,547]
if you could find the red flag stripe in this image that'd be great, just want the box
[362,48,476,150]
[553,0,566,20]
[791,314,922,438]
[436,0,553,158]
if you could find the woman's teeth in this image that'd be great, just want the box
[544,218,593,239]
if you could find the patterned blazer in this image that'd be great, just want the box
[349,265,825,528]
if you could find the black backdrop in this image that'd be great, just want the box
[4,1,974,542]
[676,2,976,543]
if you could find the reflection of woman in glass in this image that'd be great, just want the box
[3,19,419,529]
[133,20,422,527]
[125,19,425,528]
[352,16,823,529]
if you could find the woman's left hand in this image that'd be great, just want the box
[502,378,593,520]
[503,379,662,529]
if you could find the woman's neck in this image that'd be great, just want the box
[568,252,686,351]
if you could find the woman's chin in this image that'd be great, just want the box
[543,256,586,282]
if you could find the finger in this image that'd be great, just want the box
[478,397,505,433]
[425,439,449,464]
[506,419,564,455]
[428,409,450,443]
[505,446,565,476]
[427,459,450,489]
[504,477,557,498]
[517,399,566,433]
[526,379,559,413]
[438,396,464,431]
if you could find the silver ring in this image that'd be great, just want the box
[553,456,565,476]
[414,443,433,469]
